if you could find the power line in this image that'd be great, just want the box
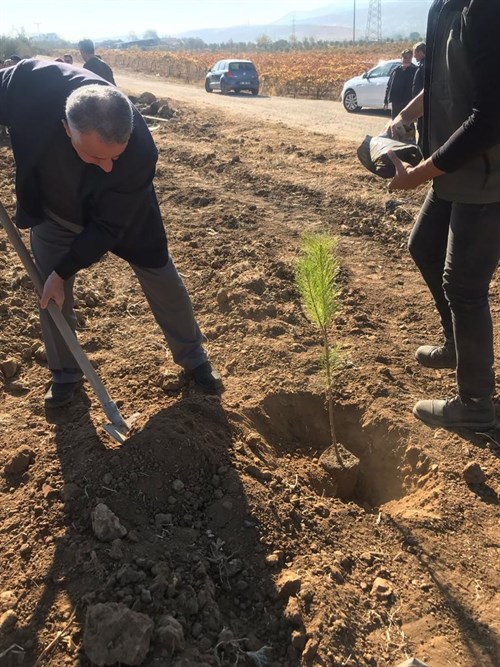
[366,0,382,42]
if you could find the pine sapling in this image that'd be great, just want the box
[296,232,343,466]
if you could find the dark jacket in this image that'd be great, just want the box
[384,63,417,107]
[424,0,500,203]
[0,59,168,279]
[83,55,115,85]
[412,59,425,97]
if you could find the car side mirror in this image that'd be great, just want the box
[362,72,368,79]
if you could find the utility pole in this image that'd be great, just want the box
[353,0,356,43]
[34,22,41,40]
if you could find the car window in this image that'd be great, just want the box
[369,62,397,78]
[229,62,256,72]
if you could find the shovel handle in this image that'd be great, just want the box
[0,201,128,432]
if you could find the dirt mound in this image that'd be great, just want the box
[0,101,498,667]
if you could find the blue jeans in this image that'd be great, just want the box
[408,188,500,400]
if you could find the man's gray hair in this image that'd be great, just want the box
[65,84,134,144]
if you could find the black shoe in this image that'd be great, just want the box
[413,395,496,431]
[44,381,80,408]
[186,362,223,393]
[415,342,456,369]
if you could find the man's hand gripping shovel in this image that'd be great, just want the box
[0,201,135,444]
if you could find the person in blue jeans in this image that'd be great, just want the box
[388,0,500,431]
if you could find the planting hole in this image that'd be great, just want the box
[245,391,407,505]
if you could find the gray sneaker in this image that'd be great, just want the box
[415,342,456,369]
[413,395,495,431]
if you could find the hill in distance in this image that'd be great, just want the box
[174,1,429,43]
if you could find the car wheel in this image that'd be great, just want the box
[251,88,259,96]
[205,79,212,93]
[220,80,229,95]
[343,89,360,113]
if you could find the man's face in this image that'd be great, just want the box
[62,120,128,173]
[402,53,413,68]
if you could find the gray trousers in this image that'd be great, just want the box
[30,218,207,383]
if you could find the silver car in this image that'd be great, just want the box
[341,59,400,112]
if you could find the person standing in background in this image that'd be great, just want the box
[412,42,426,148]
[387,0,500,432]
[384,49,417,119]
[78,39,115,84]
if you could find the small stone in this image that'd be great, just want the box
[3,446,35,476]
[59,482,82,502]
[0,591,17,612]
[42,484,59,500]
[463,462,486,485]
[284,597,303,628]
[0,609,17,633]
[265,552,282,567]
[291,629,306,650]
[226,558,243,578]
[84,603,153,666]
[0,359,18,379]
[277,570,302,600]
[370,576,393,600]
[160,372,185,392]
[404,446,421,468]
[91,503,127,542]
[108,539,124,561]
[172,479,185,493]
[156,615,185,654]
[302,638,319,661]
[33,347,47,363]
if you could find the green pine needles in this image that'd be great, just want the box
[296,232,343,466]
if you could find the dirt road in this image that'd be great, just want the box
[116,67,390,142]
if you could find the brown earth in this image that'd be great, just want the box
[0,85,499,667]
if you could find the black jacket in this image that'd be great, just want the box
[83,55,115,85]
[384,63,417,107]
[412,59,425,97]
[0,59,168,279]
[424,0,500,202]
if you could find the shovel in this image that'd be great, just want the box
[0,201,131,444]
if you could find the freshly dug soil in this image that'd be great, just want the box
[0,94,498,667]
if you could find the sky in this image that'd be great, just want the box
[3,0,347,42]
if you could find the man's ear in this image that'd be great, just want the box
[62,119,71,138]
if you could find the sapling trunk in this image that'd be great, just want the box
[296,233,344,467]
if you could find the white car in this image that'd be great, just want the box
[341,59,400,113]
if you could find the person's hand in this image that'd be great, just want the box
[40,271,65,309]
[386,115,410,141]
[388,151,444,192]
[387,150,420,191]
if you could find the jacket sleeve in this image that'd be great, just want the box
[54,157,157,279]
[0,64,17,125]
[384,70,396,105]
[432,0,500,172]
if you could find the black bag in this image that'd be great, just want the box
[357,134,423,179]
